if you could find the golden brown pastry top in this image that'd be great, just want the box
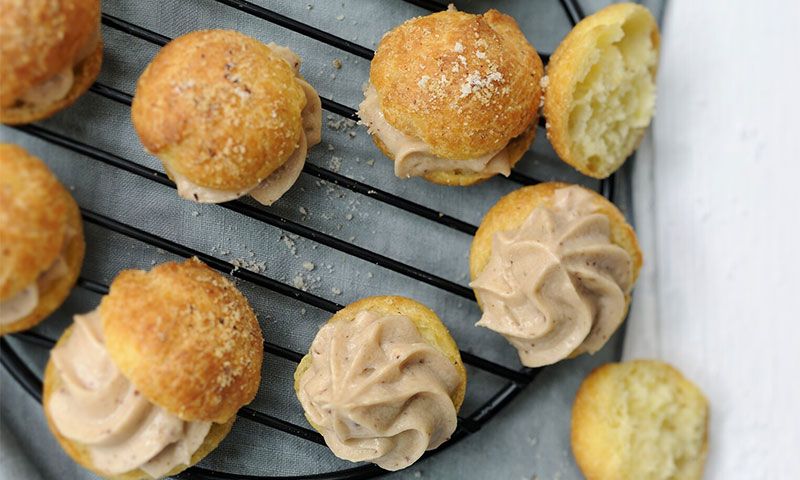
[370,9,543,160]
[131,30,308,191]
[0,144,74,300]
[0,0,100,108]
[99,257,264,423]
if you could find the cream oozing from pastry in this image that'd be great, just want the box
[471,186,633,367]
[48,310,212,478]
[358,84,516,178]
[297,310,460,471]
[16,27,100,108]
[169,45,321,205]
[0,227,73,326]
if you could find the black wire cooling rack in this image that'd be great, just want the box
[0,1,638,479]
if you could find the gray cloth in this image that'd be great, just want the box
[0,0,663,479]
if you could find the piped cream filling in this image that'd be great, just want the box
[49,310,212,478]
[14,27,100,108]
[358,84,515,178]
[470,186,633,367]
[0,256,68,326]
[171,46,322,205]
[297,310,460,471]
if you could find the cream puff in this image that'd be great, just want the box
[544,3,659,179]
[469,182,642,367]
[0,0,103,125]
[0,144,85,335]
[43,258,264,479]
[294,296,467,471]
[132,30,321,205]
[359,7,544,186]
[572,360,709,480]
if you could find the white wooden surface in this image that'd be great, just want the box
[624,0,800,478]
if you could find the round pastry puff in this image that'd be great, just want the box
[369,9,544,186]
[571,360,709,480]
[294,296,467,423]
[469,182,642,309]
[42,327,236,480]
[0,144,85,335]
[42,257,264,479]
[0,0,103,125]
[131,29,308,193]
[543,3,659,179]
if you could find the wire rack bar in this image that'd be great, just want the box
[13,125,478,302]
[86,82,477,235]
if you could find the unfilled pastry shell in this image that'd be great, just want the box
[0,145,85,335]
[0,0,102,124]
[469,182,642,309]
[42,326,236,480]
[543,3,659,179]
[131,30,308,191]
[571,360,709,480]
[369,9,543,184]
[98,257,264,423]
[294,295,468,430]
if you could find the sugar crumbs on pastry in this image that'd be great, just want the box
[453,41,464,53]
[539,75,550,89]
[418,75,431,88]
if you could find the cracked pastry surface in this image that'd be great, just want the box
[0,0,103,124]
[0,144,84,335]
[43,258,263,479]
[132,30,321,205]
[544,2,659,179]
[359,7,543,186]
[294,296,466,471]
[470,183,642,367]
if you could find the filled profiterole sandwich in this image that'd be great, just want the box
[359,7,544,186]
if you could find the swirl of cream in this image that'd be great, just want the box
[297,310,460,471]
[48,310,211,479]
[471,186,633,367]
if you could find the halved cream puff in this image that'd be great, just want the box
[132,30,321,205]
[470,183,642,367]
[294,296,467,471]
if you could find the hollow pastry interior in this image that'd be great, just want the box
[0,225,75,328]
[358,84,526,179]
[167,44,321,205]
[545,3,659,178]
[296,309,461,471]
[471,185,635,367]
[10,26,100,111]
[572,360,709,480]
[45,309,231,479]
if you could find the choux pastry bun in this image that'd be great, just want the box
[0,144,85,335]
[0,0,103,124]
[359,6,544,186]
[544,3,659,178]
[43,258,264,479]
[132,30,321,205]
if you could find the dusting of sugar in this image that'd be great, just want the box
[453,41,464,53]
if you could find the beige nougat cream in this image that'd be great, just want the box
[297,310,460,471]
[170,44,321,205]
[0,226,73,326]
[470,186,633,367]
[48,310,211,478]
[358,84,515,178]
